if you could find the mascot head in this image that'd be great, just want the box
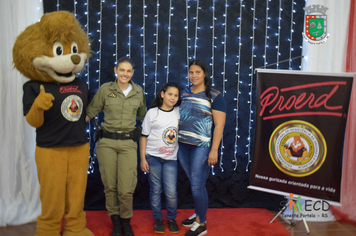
[12,11,90,83]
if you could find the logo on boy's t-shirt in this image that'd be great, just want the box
[162,127,178,146]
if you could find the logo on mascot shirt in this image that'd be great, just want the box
[61,95,83,121]
[60,85,82,94]
[269,120,327,177]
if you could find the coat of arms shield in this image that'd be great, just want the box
[302,5,329,45]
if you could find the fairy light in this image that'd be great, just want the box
[89,0,104,173]
[84,0,94,174]
[245,0,256,172]
[276,0,282,68]
[153,1,160,95]
[233,0,244,171]
[218,0,228,173]
[127,0,132,57]
[142,2,147,93]
[193,0,200,59]
[185,0,190,85]
[166,0,173,82]
[73,1,77,16]
[86,0,104,173]
[264,0,270,67]
[210,0,216,85]
[37,0,43,16]
[210,0,216,174]
[114,0,118,64]
[96,0,103,87]
[85,0,90,84]
[289,1,296,69]
[300,1,304,69]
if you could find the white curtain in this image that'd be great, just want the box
[300,0,352,222]
[0,0,43,227]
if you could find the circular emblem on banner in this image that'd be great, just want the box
[61,95,83,122]
[269,120,327,177]
[162,127,178,146]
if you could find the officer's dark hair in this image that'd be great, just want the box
[117,57,135,69]
[189,59,212,105]
[149,82,180,109]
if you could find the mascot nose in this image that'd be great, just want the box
[71,55,81,65]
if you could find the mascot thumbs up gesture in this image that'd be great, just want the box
[12,11,94,236]
[26,84,55,127]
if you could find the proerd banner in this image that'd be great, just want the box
[249,69,354,204]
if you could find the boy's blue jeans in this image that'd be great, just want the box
[146,154,178,220]
[178,142,210,223]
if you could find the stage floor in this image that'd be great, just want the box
[1,210,356,236]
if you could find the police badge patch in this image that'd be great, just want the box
[61,95,83,121]
[302,5,329,45]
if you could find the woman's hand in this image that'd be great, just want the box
[208,149,218,166]
[141,159,149,173]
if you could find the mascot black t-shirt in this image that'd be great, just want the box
[23,78,88,147]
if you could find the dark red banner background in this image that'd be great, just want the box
[250,70,354,203]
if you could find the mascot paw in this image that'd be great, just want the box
[62,228,94,236]
[35,85,55,110]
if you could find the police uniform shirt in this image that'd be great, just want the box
[23,79,89,147]
[86,79,146,132]
[141,106,180,160]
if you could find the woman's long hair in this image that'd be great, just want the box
[149,82,181,109]
[189,59,212,104]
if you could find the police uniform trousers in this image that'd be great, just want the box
[96,137,138,218]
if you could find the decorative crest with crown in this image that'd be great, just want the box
[303,5,328,15]
[302,4,329,45]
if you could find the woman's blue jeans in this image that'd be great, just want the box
[146,154,178,220]
[178,142,210,223]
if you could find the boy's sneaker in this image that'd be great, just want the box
[185,222,207,236]
[168,219,179,233]
[154,219,165,233]
[181,213,197,227]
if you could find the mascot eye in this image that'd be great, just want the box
[71,42,78,54]
[53,42,64,56]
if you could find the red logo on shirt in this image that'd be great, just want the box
[60,85,82,94]
[159,146,175,155]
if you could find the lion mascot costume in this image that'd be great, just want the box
[12,11,94,236]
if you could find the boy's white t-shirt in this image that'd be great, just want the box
[141,106,180,160]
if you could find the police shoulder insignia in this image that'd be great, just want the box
[132,108,137,116]
[108,92,117,98]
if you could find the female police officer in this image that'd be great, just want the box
[86,57,146,236]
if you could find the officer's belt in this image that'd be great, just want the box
[101,130,134,140]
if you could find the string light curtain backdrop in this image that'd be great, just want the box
[43,0,305,210]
